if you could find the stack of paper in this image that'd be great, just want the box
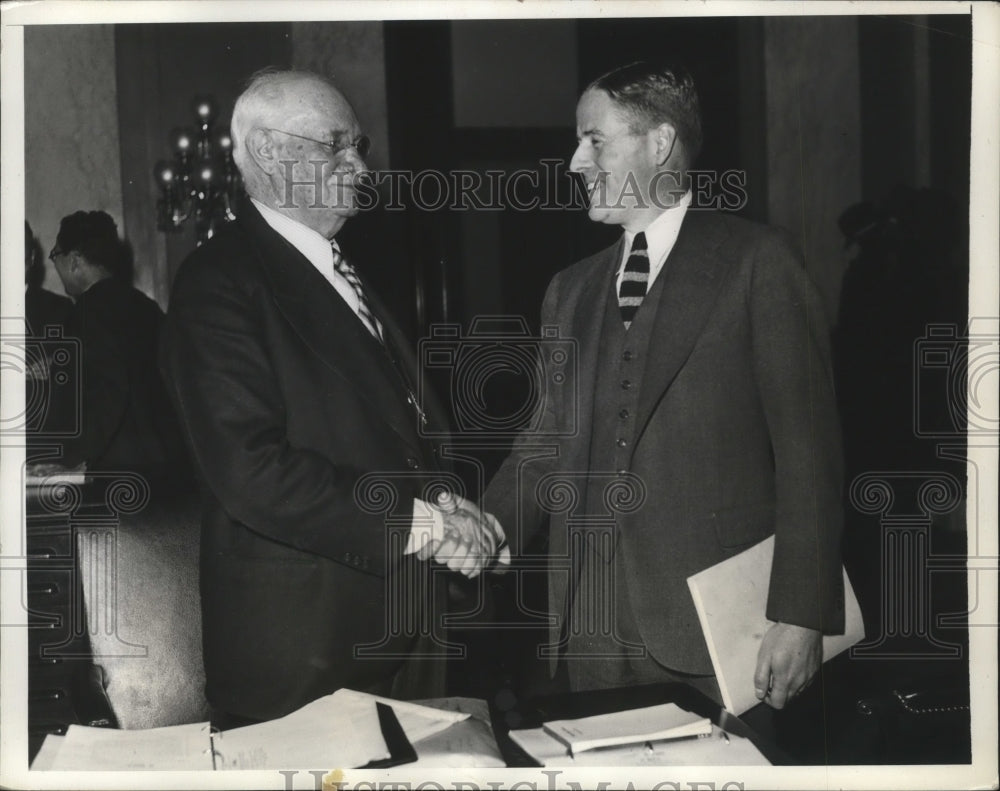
[541,703,712,755]
[31,722,214,771]
[31,688,471,771]
[510,723,770,766]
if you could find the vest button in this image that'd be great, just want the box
[621,379,632,390]
[619,408,630,419]
[616,438,628,447]
[623,350,633,361]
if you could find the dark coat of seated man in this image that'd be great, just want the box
[47,210,187,480]
[24,221,74,449]
[25,221,72,338]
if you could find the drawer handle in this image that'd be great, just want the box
[28,582,60,596]
[29,724,68,737]
[29,688,65,703]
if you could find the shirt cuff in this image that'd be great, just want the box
[404,498,444,555]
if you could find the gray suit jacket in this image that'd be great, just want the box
[487,209,845,675]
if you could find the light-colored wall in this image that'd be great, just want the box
[292,22,390,173]
[764,17,862,321]
[25,26,125,297]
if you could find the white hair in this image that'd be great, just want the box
[230,68,329,198]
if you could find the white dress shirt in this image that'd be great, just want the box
[251,198,374,328]
[616,191,692,293]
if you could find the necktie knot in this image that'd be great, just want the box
[618,232,650,329]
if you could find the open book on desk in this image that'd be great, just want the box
[687,535,865,716]
[33,688,468,770]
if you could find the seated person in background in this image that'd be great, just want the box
[25,220,72,337]
[25,221,74,452]
[46,210,188,481]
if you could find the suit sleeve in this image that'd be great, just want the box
[749,232,846,633]
[161,260,408,576]
[484,275,567,555]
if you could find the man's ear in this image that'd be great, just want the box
[66,251,83,276]
[246,128,278,174]
[653,122,678,167]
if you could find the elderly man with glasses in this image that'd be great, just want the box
[162,69,505,728]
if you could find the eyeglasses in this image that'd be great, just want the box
[267,128,371,160]
[48,247,68,262]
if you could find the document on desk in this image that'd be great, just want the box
[30,689,462,771]
[687,534,865,715]
[361,691,470,743]
[39,722,214,770]
[510,724,770,766]
[30,735,65,771]
[215,689,390,769]
[25,469,87,487]
[408,696,505,767]
[542,703,712,754]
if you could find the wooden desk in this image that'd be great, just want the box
[25,475,119,762]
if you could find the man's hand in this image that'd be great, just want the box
[418,492,507,578]
[753,621,822,709]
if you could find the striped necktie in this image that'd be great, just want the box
[331,245,382,342]
[618,231,649,329]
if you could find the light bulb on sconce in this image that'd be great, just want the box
[154,95,240,245]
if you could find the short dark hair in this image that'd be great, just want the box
[588,61,703,165]
[56,211,122,274]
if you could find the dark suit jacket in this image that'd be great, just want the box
[25,285,73,449]
[59,278,185,475]
[162,202,448,720]
[487,210,845,676]
[25,284,71,337]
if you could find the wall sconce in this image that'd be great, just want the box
[154,95,241,245]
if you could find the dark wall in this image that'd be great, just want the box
[859,15,971,214]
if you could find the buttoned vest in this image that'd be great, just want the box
[583,264,670,520]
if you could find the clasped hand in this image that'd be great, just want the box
[418,492,508,578]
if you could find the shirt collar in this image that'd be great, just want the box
[250,198,336,271]
[619,190,692,273]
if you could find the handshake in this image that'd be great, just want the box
[405,492,510,578]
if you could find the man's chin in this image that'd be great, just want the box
[587,206,617,226]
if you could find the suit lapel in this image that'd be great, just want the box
[633,211,731,448]
[239,203,420,447]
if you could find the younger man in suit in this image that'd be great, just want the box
[487,61,845,708]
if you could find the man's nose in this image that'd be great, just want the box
[338,146,367,175]
[569,143,590,173]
